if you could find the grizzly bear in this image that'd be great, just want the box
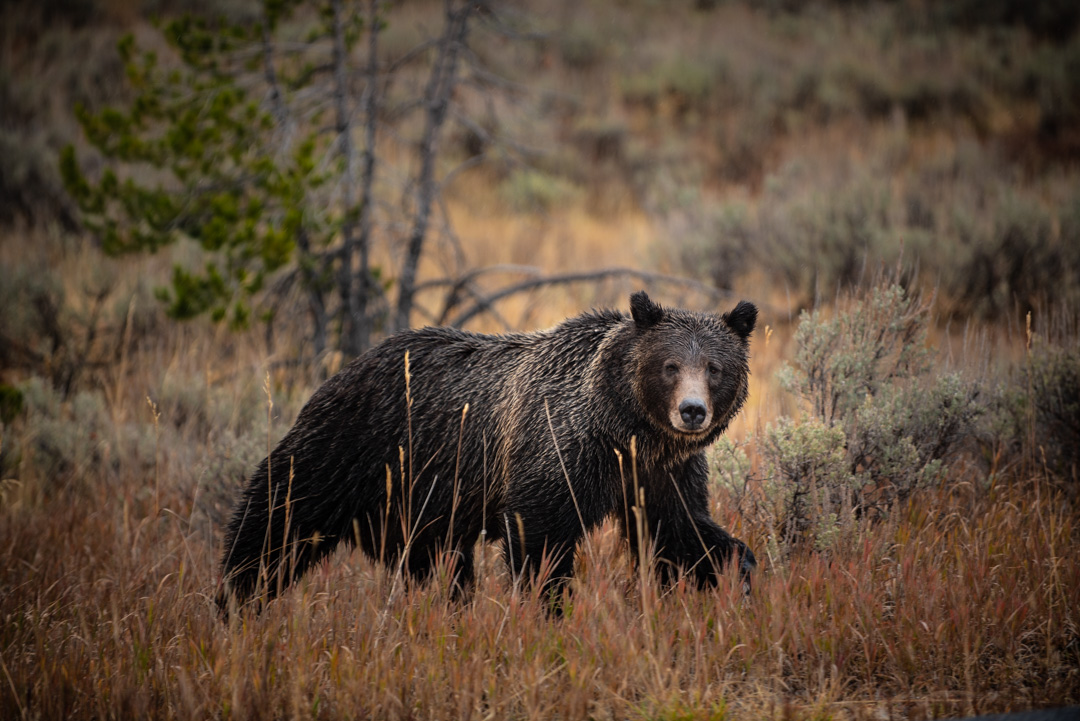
[218,291,757,611]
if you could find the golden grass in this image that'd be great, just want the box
[2,423,1076,719]
[1,242,1077,719]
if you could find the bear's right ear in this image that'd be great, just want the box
[630,291,664,330]
[723,300,757,341]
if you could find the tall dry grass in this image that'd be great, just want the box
[2,244,1077,719]
[2,429,1076,718]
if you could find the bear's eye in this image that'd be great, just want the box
[664,362,679,374]
[708,363,720,376]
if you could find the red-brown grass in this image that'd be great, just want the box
[2,359,1077,719]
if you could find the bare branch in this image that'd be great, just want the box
[260,24,288,129]
[436,149,490,195]
[459,46,532,97]
[447,269,735,328]
[448,106,546,161]
[414,264,541,293]
[382,37,440,74]
[471,2,549,42]
[433,194,468,272]
[453,282,514,330]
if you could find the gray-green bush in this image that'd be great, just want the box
[1026,341,1080,486]
[759,416,852,550]
[778,282,930,424]
[15,377,156,496]
[676,142,1080,318]
[990,336,1080,489]
[498,168,579,214]
[782,281,982,511]
[720,280,984,551]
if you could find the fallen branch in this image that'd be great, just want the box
[447,268,734,328]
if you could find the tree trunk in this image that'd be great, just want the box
[296,229,329,358]
[331,0,363,357]
[392,0,471,332]
[354,0,380,352]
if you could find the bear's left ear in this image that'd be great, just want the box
[723,300,757,341]
[630,291,664,330]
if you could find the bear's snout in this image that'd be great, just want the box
[678,399,708,428]
[668,365,713,433]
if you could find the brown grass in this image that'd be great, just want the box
[2,427,1076,719]
[1,254,1077,719]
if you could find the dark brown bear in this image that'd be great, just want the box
[218,291,757,611]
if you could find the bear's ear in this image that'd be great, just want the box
[630,291,664,330]
[723,300,757,341]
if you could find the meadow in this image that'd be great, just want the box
[1,1,1079,718]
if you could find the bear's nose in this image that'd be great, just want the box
[679,399,707,427]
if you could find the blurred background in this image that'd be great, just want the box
[4,0,1079,465]
[4,0,1079,354]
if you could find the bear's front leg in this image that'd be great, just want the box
[690,517,757,593]
[622,454,755,591]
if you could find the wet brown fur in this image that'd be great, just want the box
[218,292,758,611]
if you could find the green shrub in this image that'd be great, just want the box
[659,57,716,115]
[846,372,981,511]
[915,0,1080,42]
[787,183,896,295]
[710,437,752,500]
[674,163,920,306]
[0,265,65,374]
[620,57,723,118]
[750,281,985,549]
[674,137,1080,319]
[1030,38,1080,138]
[948,192,1068,319]
[675,202,754,290]
[779,282,930,425]
[1055,190,1080,304]
[155,368,268,439]
[996,340,1080,487]
[0,385,26,480]
[14,376,157,496]
[1028,342,1080,484]
[620,71,662,110]
[19,378,108,490]
[715,110,773,182]
[760,416,853,549]
[570,117,627,164]
[193,428,266,531]
[0,384,24,425]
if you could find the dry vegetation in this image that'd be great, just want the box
[2,1,1080,719]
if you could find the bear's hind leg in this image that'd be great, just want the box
[500,511,578,613]
[446,542,476,601]
[404,539,476,600]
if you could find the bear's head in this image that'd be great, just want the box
[629,291,757,439]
